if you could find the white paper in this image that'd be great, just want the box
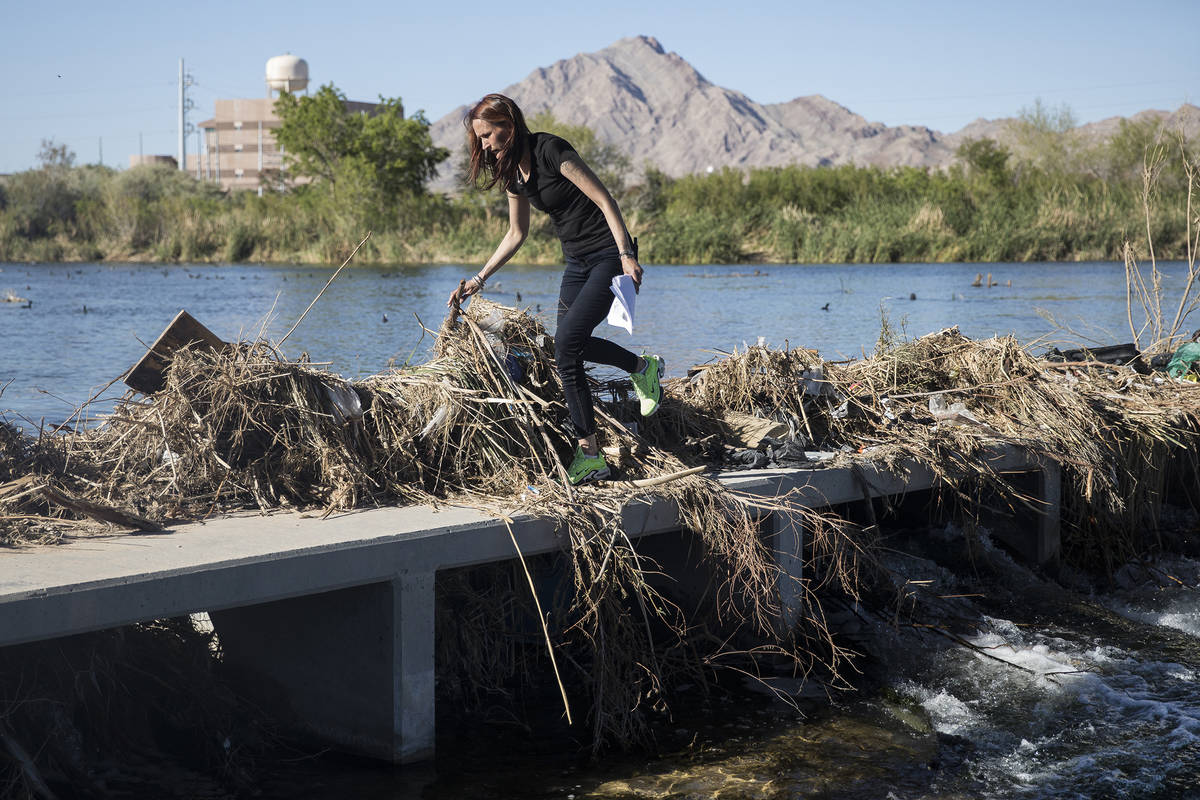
[607,274,636,335]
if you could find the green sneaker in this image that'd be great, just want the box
[567,446,611,485]
[631,355,664,417]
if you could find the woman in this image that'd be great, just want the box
[447,93,662,486]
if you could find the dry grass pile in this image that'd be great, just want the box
[4,299,1199,756]
[0,298,861,754]
[817,327,1200,572]
[1,299,633,526]
[670,343,833,447]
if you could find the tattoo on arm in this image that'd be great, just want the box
[559,156,603,191]
[560,155,633,253]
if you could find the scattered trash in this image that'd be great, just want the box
[1166,341,1200,379]
[419,404,449,439]
[799,367,828,397]
[322,380,364,425]
[928,395,1000,436]
[732,448,768,468]
[880,397,896,424]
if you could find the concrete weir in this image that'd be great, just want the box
[0,444,1060,763]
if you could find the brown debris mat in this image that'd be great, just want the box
[3,300,1200,755]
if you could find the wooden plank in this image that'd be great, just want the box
[124,310,227,394]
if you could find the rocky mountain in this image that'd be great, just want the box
[428,35,1196,192]
[944,104,1198,153]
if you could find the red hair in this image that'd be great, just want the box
[464,94,531,192]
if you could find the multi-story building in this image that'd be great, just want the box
[185,55,377,193]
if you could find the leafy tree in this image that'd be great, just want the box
[3,140,85,237]
[273,84,448,199]
[37,139,76,170]
[1099,117,1169,184]
[956,137,1012,188]
[627,165,673,216]
[1008,98,1079,175]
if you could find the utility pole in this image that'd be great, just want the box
[98,137,103,166]
[178,58,194,171]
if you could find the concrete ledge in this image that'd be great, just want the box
[0,443,1052,650]
[0,443,1059,763]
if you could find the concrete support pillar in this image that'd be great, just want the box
[394,571,435,762]
[772,512,804,632]
[988,463,1062,567]
[210,571,435,763]
[1033,460,1062,566]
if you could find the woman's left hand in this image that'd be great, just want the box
[621,255,642,292]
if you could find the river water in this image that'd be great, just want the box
[0,259,1191,426]
[3,260,1199,798]
[259,532,1200,800]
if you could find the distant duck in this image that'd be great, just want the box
[516,291,522,302]
[382,313,388,323]
[820,302,830,311]
[909,292,917,301]
[82,304,87,314]
[21,299,32,309]
[972,273,983,287]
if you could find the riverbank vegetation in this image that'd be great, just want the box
[0,95,1193,265]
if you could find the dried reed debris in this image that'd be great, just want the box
[4,299,1200,753]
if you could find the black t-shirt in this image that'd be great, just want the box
[510,133,614,258]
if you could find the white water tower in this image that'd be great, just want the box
[266,54,309,95]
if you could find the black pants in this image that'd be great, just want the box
[556,246,639,439]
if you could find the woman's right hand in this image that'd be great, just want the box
[447,276,482,308]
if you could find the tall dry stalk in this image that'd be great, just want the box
[1124,127,1199,350]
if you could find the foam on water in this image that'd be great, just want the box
[900,593,1200,798]
[1109,596,1200,639]
[1101,555,1200,642]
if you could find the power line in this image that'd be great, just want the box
[191,80,260,98]
[1,81,176,99]
[0,106,173,122]
[823,79,1192,106]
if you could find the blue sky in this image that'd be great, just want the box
[1,0,1195,174]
